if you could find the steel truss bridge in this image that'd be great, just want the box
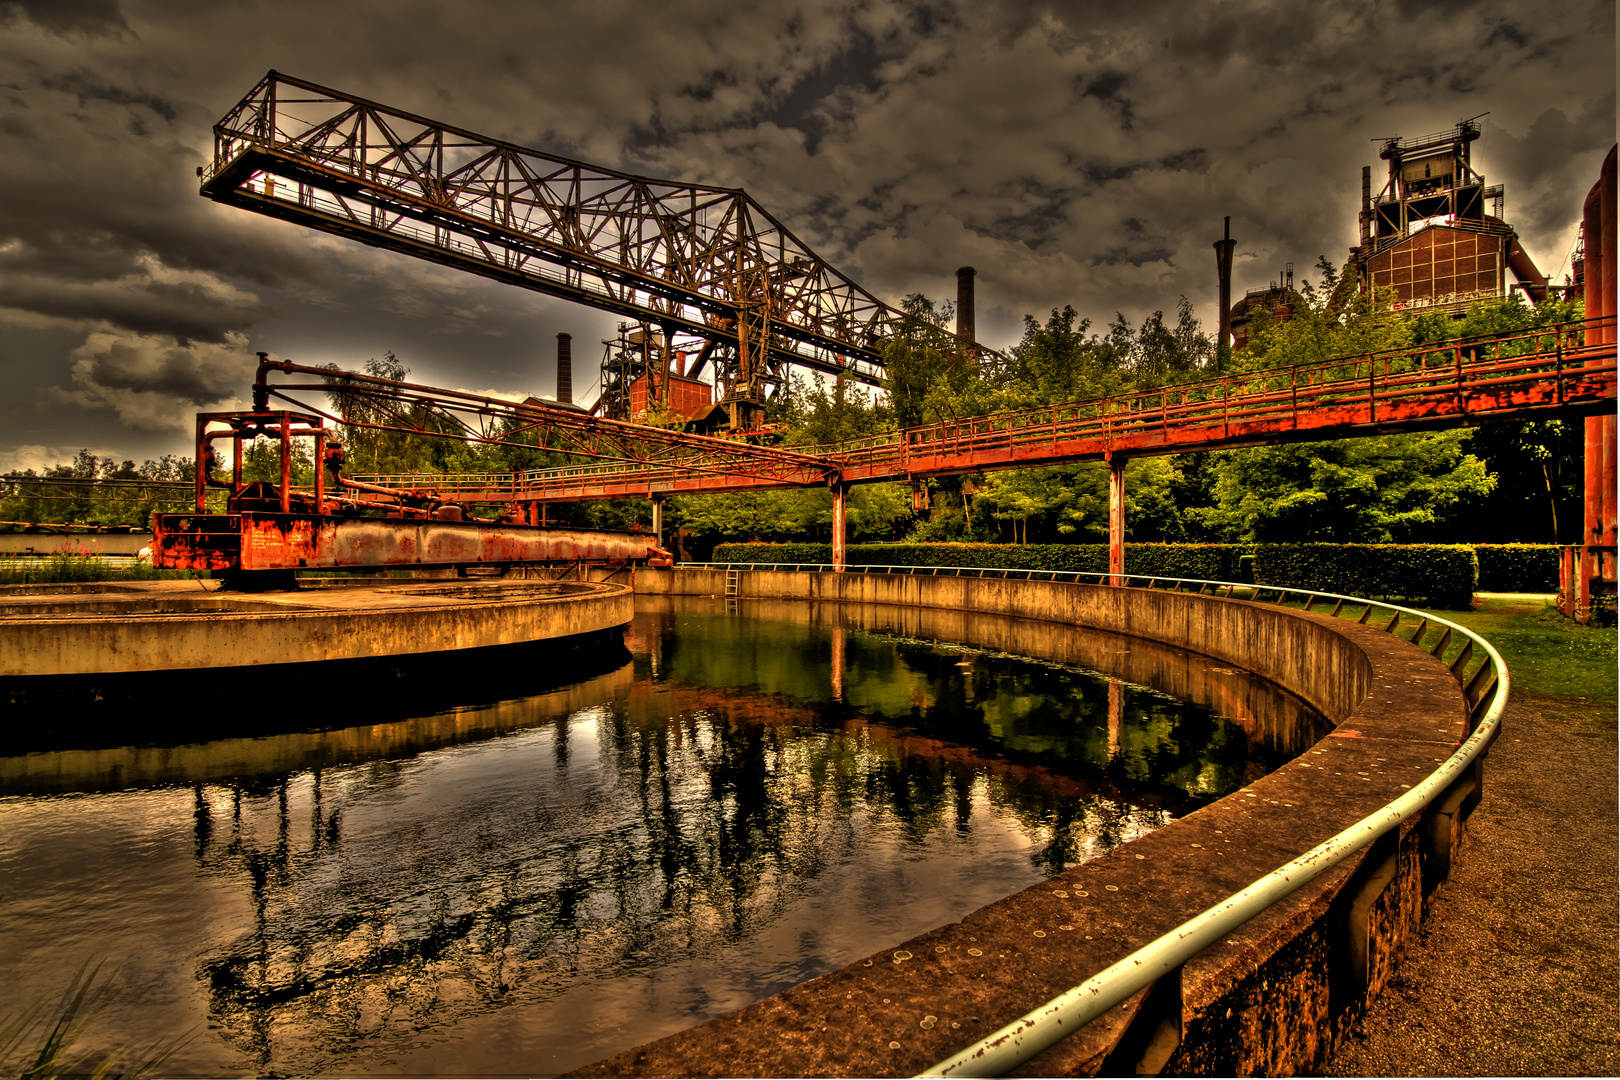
[203,71,987,430]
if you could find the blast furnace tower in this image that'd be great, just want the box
[1355,118,1549,311]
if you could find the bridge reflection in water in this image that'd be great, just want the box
[0,598,1326,1077]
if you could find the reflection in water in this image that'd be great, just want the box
[0,597,1326,1078]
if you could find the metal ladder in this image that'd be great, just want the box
[724,568,742,614]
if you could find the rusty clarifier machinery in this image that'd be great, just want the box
[153,356,673,590]
[1,358,657,717]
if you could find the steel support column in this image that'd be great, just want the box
[831,483,848,573]
[651,495,665,551]
[1580,145,1618,623]
[1108,455,1126,586]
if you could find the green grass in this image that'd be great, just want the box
[1409,594,1618,706]
[0,552,205,587]
[1210,585,1614,707]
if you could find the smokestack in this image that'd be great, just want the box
[1360,165,1373,247]
[955,266,976,345]
[1213,217,1235,369]
[556,332,572,404]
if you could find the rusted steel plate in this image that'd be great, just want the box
[153,514,663,571]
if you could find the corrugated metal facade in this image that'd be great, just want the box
[1364,225,1506,310]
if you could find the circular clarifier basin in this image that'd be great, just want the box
[0,594,1327,1077]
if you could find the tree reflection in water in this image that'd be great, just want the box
[0,597,1326,1077]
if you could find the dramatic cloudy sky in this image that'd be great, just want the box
[1,0,1613,470]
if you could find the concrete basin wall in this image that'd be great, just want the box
[579,568,1477,1077]
[0,580,633,677]
[642,568,1374,727]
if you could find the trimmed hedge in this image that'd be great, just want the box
[710,542,833,564]
[1473,544,1559,592]
[1254,543,1478,609]
[707,541,1554,608]
[710,542,1245,580]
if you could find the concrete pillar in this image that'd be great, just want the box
[651,496,664,550]
[1108,455,1126,586]
[831,483,848,572]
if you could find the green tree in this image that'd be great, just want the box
[1005,306,1127,404]
[1236,257,1414,372]
[1191,430,1494,542]
[241,437,315,486]
[881,293,960,428]
[325,352,472,475]
[1125,296,1212,385]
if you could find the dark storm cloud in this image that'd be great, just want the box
[0,59,351,329]
[41,330,258,434]
[40,69,179,129]
[0,270,274,343]
[65,333,250,402]
[0,0,1610,461]
[0,0,128,38]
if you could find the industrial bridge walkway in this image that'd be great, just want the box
[339,317,1615,504]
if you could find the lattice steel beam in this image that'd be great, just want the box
[202,72,981,424]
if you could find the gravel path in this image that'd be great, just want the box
[1323,692,1619,1077]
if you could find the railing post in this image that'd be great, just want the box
[1108,454,1126,586]
[1454,342,1466,414]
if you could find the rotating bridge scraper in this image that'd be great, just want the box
[201,70,987,431]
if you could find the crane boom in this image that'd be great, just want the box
[201,71,969,427]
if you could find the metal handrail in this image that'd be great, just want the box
[685,562,1506,1077]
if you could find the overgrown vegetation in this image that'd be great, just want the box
[662,280,1585,554]
[5,268,1591,560]
[0,551,204,586]
[713,541,1244,580]
[1254,542,1478,609]
[0,451,201,532]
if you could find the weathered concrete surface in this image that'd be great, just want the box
[0,578,632,677]
[1324,692,1620,1077]
[571,570,1474,1077]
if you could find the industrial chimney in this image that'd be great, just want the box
[955,266,976,345]
[1213,218,1235,369]
[556,332,572,404]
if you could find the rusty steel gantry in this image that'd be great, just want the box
[201,71,988,431]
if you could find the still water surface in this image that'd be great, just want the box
[0,597,1327,1077]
